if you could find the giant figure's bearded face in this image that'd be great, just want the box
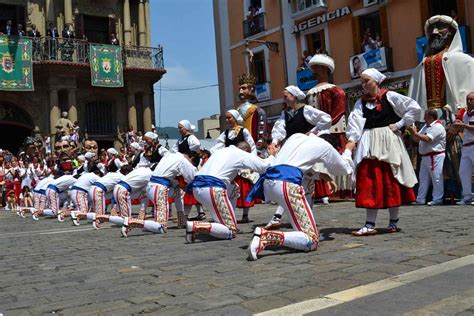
[426,22,455,56]
[83,139,99,155]
[239,83,256,101]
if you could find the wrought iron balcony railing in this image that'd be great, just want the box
[243,13,265,38]
[24,36,164,69]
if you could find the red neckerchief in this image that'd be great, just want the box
[362,89,388,112]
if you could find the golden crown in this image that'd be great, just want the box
[238,73,256,86]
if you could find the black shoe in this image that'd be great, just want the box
[189,213,206,221]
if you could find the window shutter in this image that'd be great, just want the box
[75,13,84,39]
[351,15,361,53]
[108,17,116,41]
[379,5,389,47]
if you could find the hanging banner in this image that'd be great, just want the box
[0,36,34,91]
[90,44,124,88]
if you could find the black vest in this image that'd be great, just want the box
[285,106,314,138]
[224,128,245,147]
[362,93,401,129]
[178,135,191,154]
[150,144,163,164]
[107,159,118,172]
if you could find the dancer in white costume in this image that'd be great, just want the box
[185,142,274,242]
[452,92,474,205]
[20,175,54,218]
[121,152,199,237]
[101,167,152,229]
[88,165,133,229]
[408,109,446,205]
[247,133,354,260]
[32,174,76,221]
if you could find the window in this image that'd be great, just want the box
[429,0,457,18]
[305,30,326,55]
[0,4,25,33]
[85,102,114,136]
[352,6,389,54]
[291,0,327,14]
[251,51,266,84]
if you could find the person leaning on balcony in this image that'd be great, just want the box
[110,33,120,46]
[3,20,14,36]
[16,24,25,37]
[361,28,377,53]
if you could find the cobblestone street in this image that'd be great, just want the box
[0,202,473,315]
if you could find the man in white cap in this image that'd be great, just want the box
[409,15,474,199]
[346,68,421,236]
[121,151,199,237]
[185,141,275,243]
[247,133,354,260]
[407,109,446,206]
[307,53,351,203]
[172,120,201,154]
[271,85,331,144]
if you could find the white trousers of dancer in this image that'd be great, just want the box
[416,153,445,203]
[70,189,89,213]
[45,187,68,215]
[264,179,319,251]
[272,177,314,217]
[113,185,132,217]
[89,186,112,217]
[193,187,238,239]
[459,146,474,201]
[144,183,174,232]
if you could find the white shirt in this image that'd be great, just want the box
[73,173,100,191]
[273,133,353,177]
[211,128,256,155]
[171,134,201,153]
[152,152,197,185]
[418,120,446,155]
[121,167,152,192]
[94,172,124,192]
[463,112,474,144]
[52,175,76,192]
[197,146,271,186]
[346,91,421,142]
[35,176,54,192]
[272,105,332,144]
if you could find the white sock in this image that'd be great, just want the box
[109,215,124,225]
[143,220,164,233]
[86,213,96,221]
[366,209,378,226]
[209,223,233,239]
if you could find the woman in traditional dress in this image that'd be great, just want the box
[346,68,421,236]
[211,109,257,223]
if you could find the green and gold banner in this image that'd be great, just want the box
[90,44,124,88]
[0,36,34,91]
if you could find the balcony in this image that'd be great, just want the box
[243,13,265,38]
[349,47,392,80]
[27,36,164,69]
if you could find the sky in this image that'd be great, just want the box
[150,0,220,130]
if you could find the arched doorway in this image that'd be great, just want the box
[0,102,34,154]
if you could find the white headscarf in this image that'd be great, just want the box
[226,109,244,124]
[84,152,96,160]
[130,142,143,151]
[179,120,196,132]
[285,85,306,100]
[107,148,118,156]
[144,131,158,140]
[361,68,386,85]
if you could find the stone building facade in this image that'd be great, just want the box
[0,0,165,151]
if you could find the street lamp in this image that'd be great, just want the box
[206,127,220,139]
[245,39,279,53]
